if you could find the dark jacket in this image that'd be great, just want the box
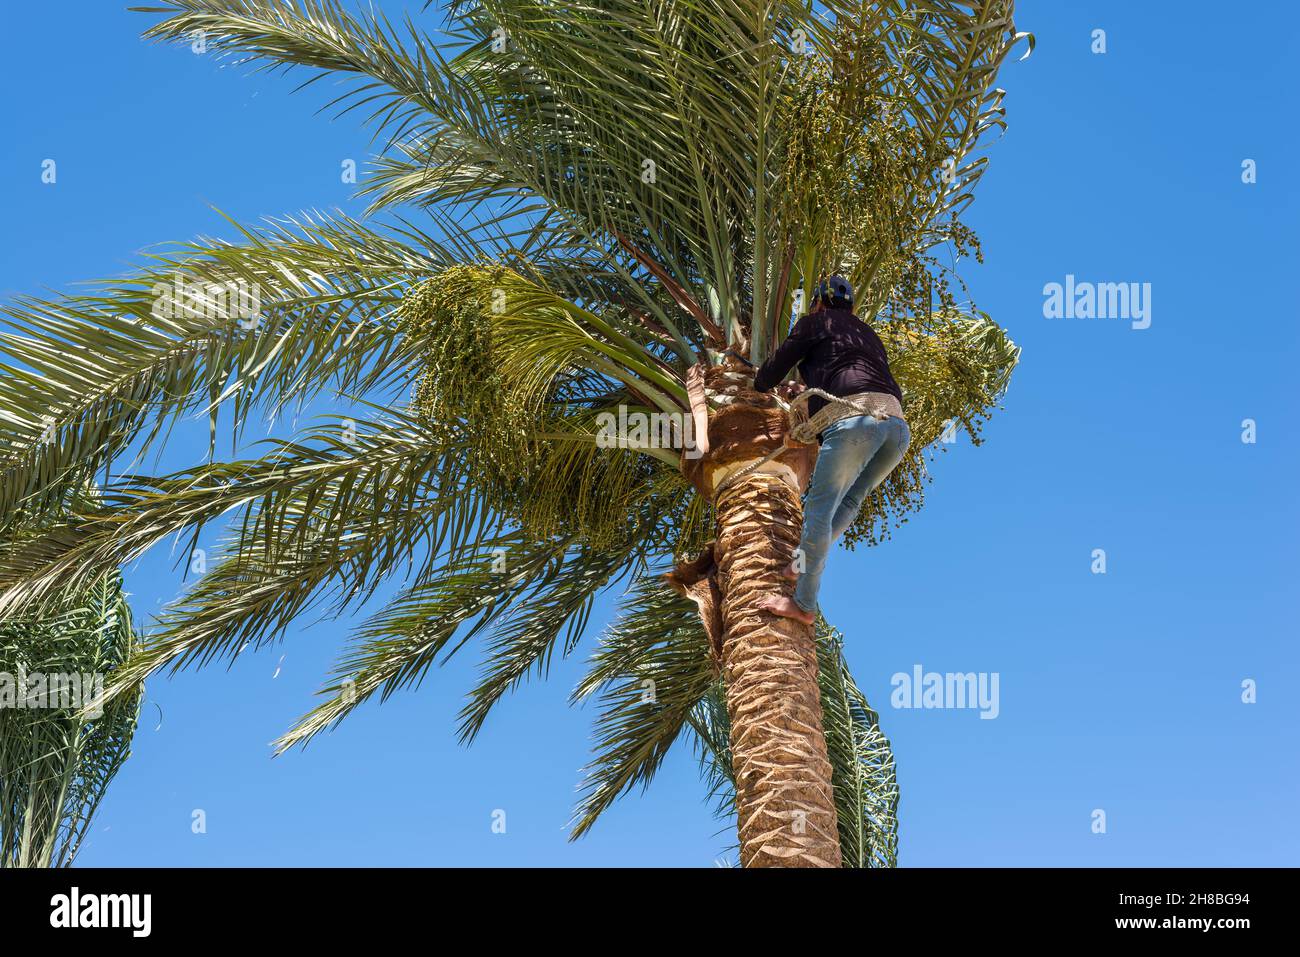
[753,307,902,418]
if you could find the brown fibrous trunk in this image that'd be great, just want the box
[670,362,841,867]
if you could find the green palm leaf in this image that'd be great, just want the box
[569,577,717,840]
[0,212,435,528]
[0,570,143,867]
[816,622,899,868]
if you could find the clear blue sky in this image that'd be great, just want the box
[1,1,1296,867]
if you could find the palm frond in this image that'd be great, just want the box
[137,0,460,147]
[0,211,435,528]
[274,528,580,752]
[457,533,651,743]
[0,411,459,624]
[0,570,142,867]
[816,622,899,868]
[567,576,716,840]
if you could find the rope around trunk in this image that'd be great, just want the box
[711,388,890,497]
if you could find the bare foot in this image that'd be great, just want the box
[756,593,815,625]
[780,562,799,583]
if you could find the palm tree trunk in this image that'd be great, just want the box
[676,363,841,867]
[713,470,841,868]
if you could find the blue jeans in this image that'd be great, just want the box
[792,415,911,613]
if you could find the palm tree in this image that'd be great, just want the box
[0,0,1025,867]
[0,570,143,867]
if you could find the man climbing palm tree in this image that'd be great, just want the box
[753,276,911,625]
[0,0,1027,868]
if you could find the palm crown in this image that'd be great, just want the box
[0,0,1026,866]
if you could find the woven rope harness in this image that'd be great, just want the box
[711,388,897,497]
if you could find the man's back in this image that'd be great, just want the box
[753,306,902,418]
